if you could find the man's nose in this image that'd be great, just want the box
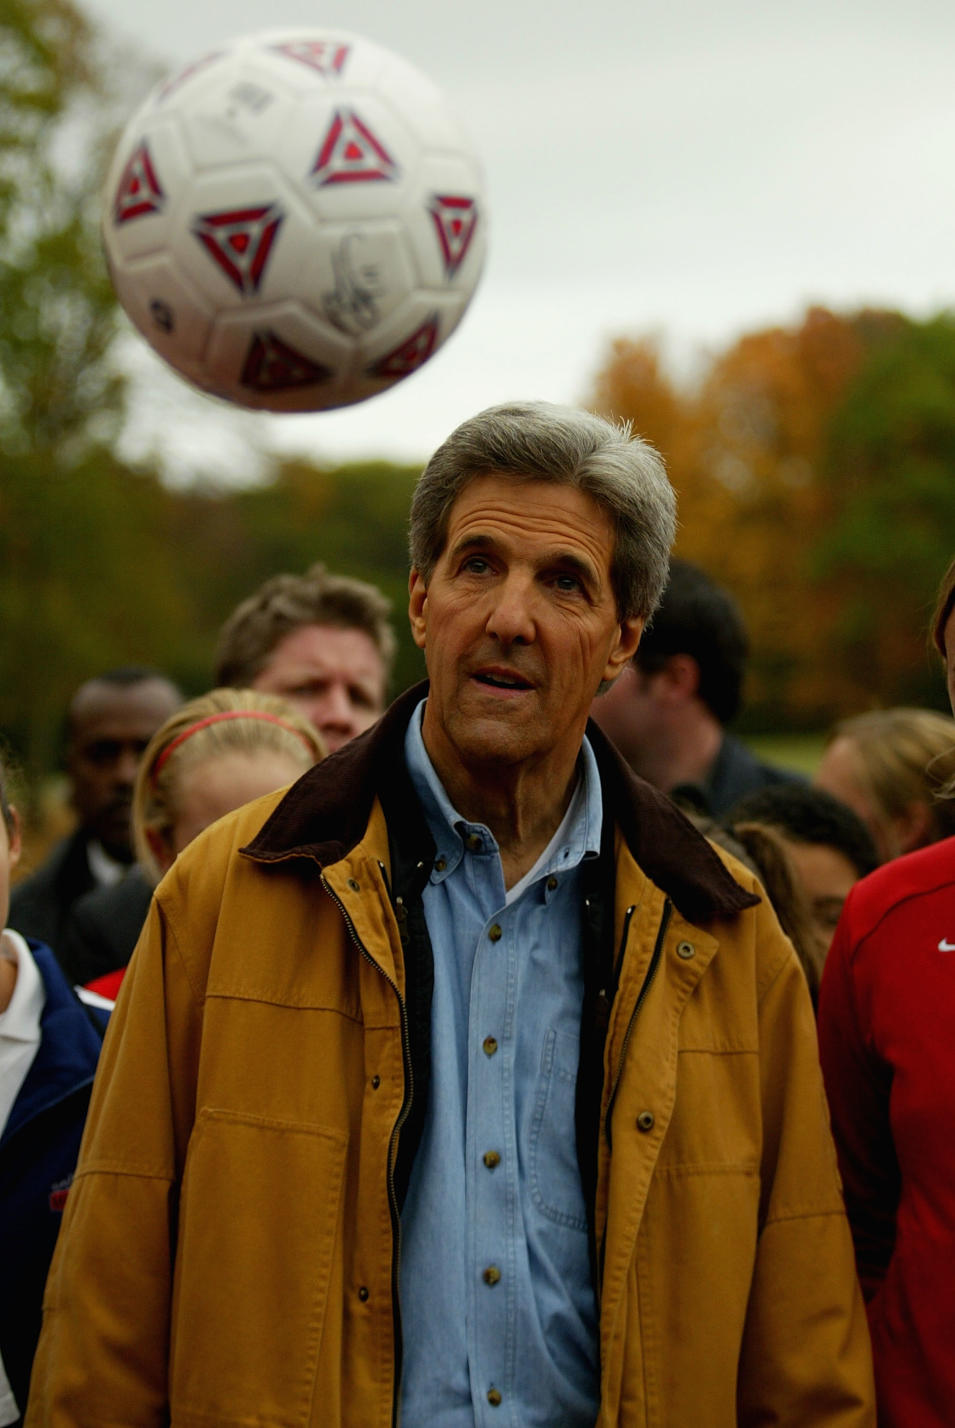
[317,683,357,735]
[114,746,142,787]
[485,574,536,645]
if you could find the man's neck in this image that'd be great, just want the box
[632,713,724,796]
[428,754,579,890]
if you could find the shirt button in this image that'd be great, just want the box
[483,1036,498,1056]
[487,1388,503,1407]
[483,1265,501,1286]
[466,833,482,852]
[676,940,696,959]
[488,923,503,942]
[637,1110,655,1132]
[546,876,558,891]
[483,1150,501,1169]
[434,856,447,872]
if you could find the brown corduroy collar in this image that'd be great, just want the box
[242,681,759,926]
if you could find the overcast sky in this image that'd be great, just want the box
[77,0,955,480]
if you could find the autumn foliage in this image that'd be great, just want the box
[587,306,955,728]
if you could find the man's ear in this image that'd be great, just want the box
[660,652,701,699]
[408,569,428,651]
[602,616,644,685]
[5,806,21,869]
[894,798,935,856]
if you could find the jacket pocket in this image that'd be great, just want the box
[529,1026,589,1232]
[169,1107,347,1427]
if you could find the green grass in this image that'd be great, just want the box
[745,732,827,777]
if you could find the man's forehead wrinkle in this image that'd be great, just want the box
[445,505,613,578]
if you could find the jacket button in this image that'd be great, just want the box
[370,1075,381,1090]
[636,1111,655,1132]
[358,1286,369,1302]
[676,940,695,959]
[487,1388,503,1406]
[347,878,360,892]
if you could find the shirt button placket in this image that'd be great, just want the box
[476,910,508,1416]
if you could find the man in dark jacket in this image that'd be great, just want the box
[11,668,181,970]
[591,558,803,815]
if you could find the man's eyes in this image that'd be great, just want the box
[553,573,584,593]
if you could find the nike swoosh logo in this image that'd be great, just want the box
[939,939,955,952]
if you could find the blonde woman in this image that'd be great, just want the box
[85,689,323,1001]
[814,706,955,862]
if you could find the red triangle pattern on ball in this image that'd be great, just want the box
[113,142,165,224]
[271,40,351,76]
[192,204,285,295]
[428,195,479,278]
[367,315,439,379]
[311,109,400,186]
[241,330,334,391]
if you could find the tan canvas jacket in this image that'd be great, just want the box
[27,687,875,1427]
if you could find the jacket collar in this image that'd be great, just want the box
[243,681,758,924]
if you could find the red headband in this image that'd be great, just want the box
[151,710,316,786]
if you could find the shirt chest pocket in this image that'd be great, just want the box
[528,1026,588,1232]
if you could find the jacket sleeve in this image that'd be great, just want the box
[25,885,202,1427]
[817,904,899,1300]
[736,904,876,1427]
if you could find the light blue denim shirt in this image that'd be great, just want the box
[398,700,601,1427]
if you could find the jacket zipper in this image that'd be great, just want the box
[596,899,671,1299]
[320,872,414,1428]
[604,899,672,1153]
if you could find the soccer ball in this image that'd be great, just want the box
[101,29,487,413]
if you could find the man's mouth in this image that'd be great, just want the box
[473,670,533,691]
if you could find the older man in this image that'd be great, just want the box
[27,403,874,1427]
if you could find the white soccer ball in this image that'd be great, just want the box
[101,29,487,413]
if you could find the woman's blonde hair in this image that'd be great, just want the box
[827,706,955,845]
[133,687,324,882]
[931,554,955,660]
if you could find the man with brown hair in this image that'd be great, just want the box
[214,563,394,753]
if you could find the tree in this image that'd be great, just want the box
[587,306,950,727]
[0,0,129,455]
[0,0,169,788]
[814,313,955,708]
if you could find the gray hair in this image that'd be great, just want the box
[408,401,676,619]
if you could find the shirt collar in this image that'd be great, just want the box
[0,929,44,1045]
[87,839,128,887]
[404,698,603,890]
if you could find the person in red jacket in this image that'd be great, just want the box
[818,552,955,1428]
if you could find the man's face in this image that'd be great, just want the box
[944,606,955,715]
[69,679,181,861]
[589,661,665,771]
[251,623,387,753]
[0,806,21,935]
[778,835,861,943]
[409,474,643,782]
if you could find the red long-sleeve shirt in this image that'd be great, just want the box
[818,836,955,1428]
